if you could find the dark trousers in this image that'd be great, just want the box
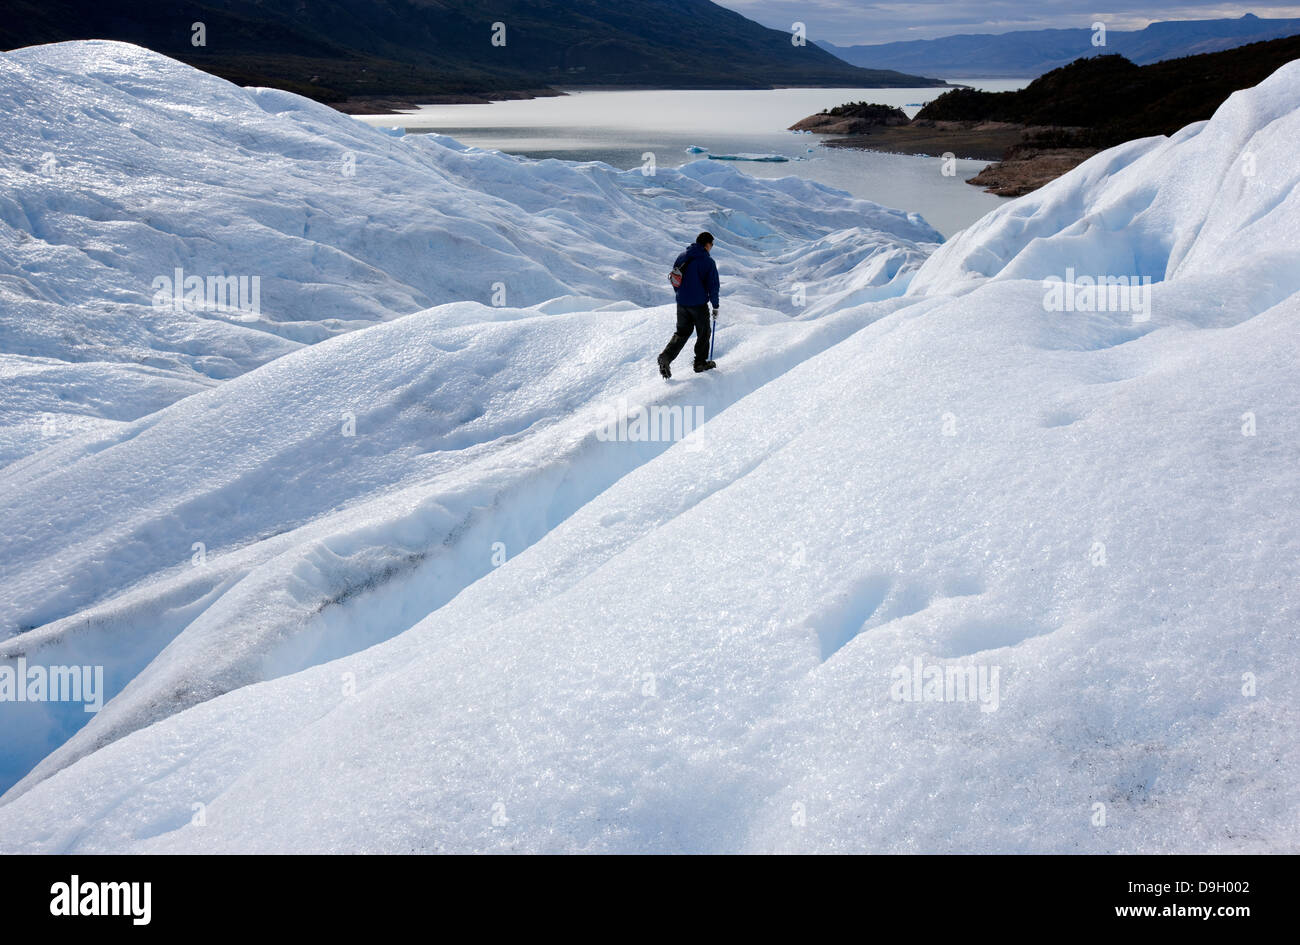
[660,304,712,366]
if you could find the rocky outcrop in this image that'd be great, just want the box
[789,102,909,135]
[965,147,1099,196]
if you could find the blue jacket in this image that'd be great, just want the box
[673,242,719,308]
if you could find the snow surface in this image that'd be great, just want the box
[0,40,935,466]
[0,42,1297,853]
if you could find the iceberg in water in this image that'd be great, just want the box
[707,152,790,162]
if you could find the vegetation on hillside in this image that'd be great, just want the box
[917,36,1300,148]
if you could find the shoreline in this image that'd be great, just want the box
[797,114,1101,196]
[818,123,1024,162]
[821,128,1098,197]
[332,89,564,115]
[335,80,959,116]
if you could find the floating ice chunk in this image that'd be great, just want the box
[707,152,790,162]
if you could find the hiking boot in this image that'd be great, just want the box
[658,354,672,379]
[693,360,716,373]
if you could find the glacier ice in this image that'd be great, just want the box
[0,43,1296,854]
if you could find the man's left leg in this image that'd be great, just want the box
[658,305,696,378]
[692,306,715,370]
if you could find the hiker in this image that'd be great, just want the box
[658,231,719,378]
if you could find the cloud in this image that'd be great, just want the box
[715,1,1300,45]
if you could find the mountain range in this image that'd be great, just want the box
[821,14,1300,78]
[0,0,944,106]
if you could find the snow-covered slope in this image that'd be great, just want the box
[907,77,1300,304]
[0,40,936,466]
[0,46,1297,853]
[0,41,938,795]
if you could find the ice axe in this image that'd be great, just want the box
[709,309,717,360]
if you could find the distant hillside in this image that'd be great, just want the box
[0,0,945,107]
[821,14,1300,78]
[794,34,1300,196]
[916,34,1300,148]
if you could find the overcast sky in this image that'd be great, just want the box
[715,2,1300,45]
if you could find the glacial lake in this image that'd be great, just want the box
[357,81,1029,238]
